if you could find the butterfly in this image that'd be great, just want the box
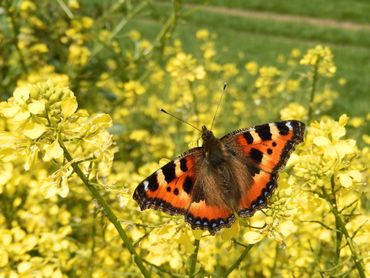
[133,120,305,234]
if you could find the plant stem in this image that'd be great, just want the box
[58,139,150,278]
[321,179,366,278]
[189,238,200,277]
[307,59,320,122]
[145,0,182,57]
[7,4,29,74]
[224,241,253,276]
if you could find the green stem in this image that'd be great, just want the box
[189,238,200,277]
[58,139,150,278]
[90,1,148,57]
[330,177,343,267]
[270,243,279,278]
[7,4,29,74]
[322,179,365,278]
[307,59,320,122]
[145,0,182,58]
[224,241,253,276]
[56,0,74,19]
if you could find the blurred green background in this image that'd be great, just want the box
[129,0,370,131]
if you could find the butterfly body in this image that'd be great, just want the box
[133,121,305,234]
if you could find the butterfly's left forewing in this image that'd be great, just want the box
[221,120,305,216]
[133,148,201,215]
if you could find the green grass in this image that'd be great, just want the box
[133,3,370,135]
[185,0,370,24]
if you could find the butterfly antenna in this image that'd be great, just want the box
[210,82,227,131]
[160,109,202,132]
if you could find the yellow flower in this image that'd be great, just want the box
[81,16,94,29]
[123,80,145,96]
[223,63,239,78]
[349,117,364,128]
[166,52,206,82]
[338,78,347,86]
[68,44,90,66]
[30,43,48,53]
[68,0,80,9]
[280,103,307,121]
[300,45,336,77]
[129,30,141,41]
[290,48,301,58]
[286,79,300,92]
[196,29,209,40]
[245,61,258,75]
[20,0,36,12]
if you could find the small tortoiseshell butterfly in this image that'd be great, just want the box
[133,120,305,234]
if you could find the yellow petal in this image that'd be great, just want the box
[176,230,194,253]
[339,114,349,126]
[339,174,352,188]
[14,110,31,121]
[334,140,356,158]
[279,220,297,237]
[22,122,47,139]
[348,170,362,182]
[17,261,31,273]
[332,126,346,140]
[24,145,39,171]
[313,136,331,146]
[249,210,267,228]
[243,230,263,244]
[28,100,45,114]
[0,102,20,118]
[91,113,112,128]
[61,97,78,118]
[44,140,64,161]
[44,182,57,198]
[221,219,240,240]
[0,248,8,267]
[192,229,204,240]
[13,87,30,103]
[59,176,69,198]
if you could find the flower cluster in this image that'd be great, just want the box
[0,82,116,276]
[300,45,336,77]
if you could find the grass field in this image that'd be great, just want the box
[131,1,370,135]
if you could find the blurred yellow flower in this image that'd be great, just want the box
[290,48,301,58]
[300,45,336,77]
[123,80,145,96]
[223,63,239,78]
[129,30,141,41]
[20,0,36,12]
[166,52,206,82]
[349,117,364,127]
[245,61,259,75]
[68,44,90,66]
[338,78,347,86]
[81,16,94,29]
[196,29,209,40]
[30,43,48,53]
[68,0,80,9]
[280,102,307,121]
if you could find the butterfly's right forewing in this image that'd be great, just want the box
[221,120,305,216]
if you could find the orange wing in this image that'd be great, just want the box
[133,148,235,234]
[221,120,305,216]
